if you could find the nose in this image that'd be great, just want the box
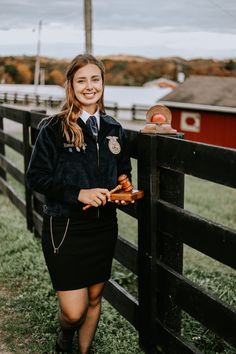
[86,80,93,90]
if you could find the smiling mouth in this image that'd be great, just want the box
[83,92,96,98]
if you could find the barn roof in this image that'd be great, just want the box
[161,75,236,108]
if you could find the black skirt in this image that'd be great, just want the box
[41,213,118,291]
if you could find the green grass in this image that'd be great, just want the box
[0,195,143,354]
[0,133,236,353]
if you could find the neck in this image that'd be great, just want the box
[83,104,98,115]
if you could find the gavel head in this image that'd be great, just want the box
[118,174,133,192]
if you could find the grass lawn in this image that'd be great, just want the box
[0,194,144,354]
[0,130,235,353]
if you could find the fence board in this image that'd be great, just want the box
[158,260,236,348]
[157,200,236,269]
[0,105,28,124]
[155,319,203,354]
[117,203,138,218]
[114,236,138,275]
[103,278,139,329]
[0,129,24,155]
[0,153,24,184]
[156,136,236,188]
[0,177,26,216]
[30,111,47,129]
[33,191,45,203]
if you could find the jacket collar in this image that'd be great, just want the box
[77,111,120,137]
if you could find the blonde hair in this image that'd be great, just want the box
[58,54,105,147]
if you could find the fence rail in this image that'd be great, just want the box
[0,93,149,120]
[0,92,62,108]
[0,105,235,354]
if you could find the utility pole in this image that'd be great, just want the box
[84,0,92,54]
[34,20,42,92]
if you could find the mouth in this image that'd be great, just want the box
[83,92,96,98]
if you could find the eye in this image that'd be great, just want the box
[77,80,85,84]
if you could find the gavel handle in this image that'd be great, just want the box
[82,184,123,211]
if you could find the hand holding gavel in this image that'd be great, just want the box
[82,174,133,211]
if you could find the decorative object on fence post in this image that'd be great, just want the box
[141,104,177,134]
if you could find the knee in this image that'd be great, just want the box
[89,294,102,308]
[61,308,88,325]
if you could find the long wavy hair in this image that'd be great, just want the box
[58,54,105,147]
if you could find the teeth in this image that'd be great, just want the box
[84,93,94,96]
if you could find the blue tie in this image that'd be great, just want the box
[86,116,98,142]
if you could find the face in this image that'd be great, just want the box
[73,63,103,114]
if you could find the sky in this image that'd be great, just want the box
[0,0,236,60]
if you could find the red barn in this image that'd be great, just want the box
[160,75,236,149]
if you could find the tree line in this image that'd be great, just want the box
[0,55,236,86]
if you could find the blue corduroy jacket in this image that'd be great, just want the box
[26,112,132,219]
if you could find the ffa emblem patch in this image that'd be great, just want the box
[107,136,121,154]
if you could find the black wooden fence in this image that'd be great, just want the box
[0,105,235,354]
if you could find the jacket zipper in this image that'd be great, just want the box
[96,141,100,219]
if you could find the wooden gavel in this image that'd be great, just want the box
[82,174,133,211]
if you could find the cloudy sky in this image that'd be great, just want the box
[1,0,236,59]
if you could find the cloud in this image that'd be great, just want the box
[1,0,236,59]
[1,0,236,33]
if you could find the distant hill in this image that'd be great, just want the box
[0,55,236,86]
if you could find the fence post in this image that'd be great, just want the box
[138,133,158,353]
[0,114,6,184]
[132,104,136,120]
[24,94,29,105]
[23,111,34,231]
[155,137,184,353]
[36,95,40,106]
[14,93,17,104]
[114,103,118,119]
[28,110,46,234]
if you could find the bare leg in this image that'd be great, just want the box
[56,288,89,351]
[78,282,105,354]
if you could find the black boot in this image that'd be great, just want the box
[55,328,75,353]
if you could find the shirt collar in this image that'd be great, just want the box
[80,109,100,129]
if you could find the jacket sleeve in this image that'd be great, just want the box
[25,122,80,205]
[117,128,132,180]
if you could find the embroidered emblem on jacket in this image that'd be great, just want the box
[106,136,121,154]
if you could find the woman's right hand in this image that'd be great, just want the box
[78,188,110,207]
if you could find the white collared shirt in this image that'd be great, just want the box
[80,109,100,130]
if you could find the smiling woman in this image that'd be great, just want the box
[25,53,132,353]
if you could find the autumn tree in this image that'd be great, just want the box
[4,64,20,83]
[16,63,33,83]
[47,69,65,85]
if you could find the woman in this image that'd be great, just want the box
[26,54,132,353]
